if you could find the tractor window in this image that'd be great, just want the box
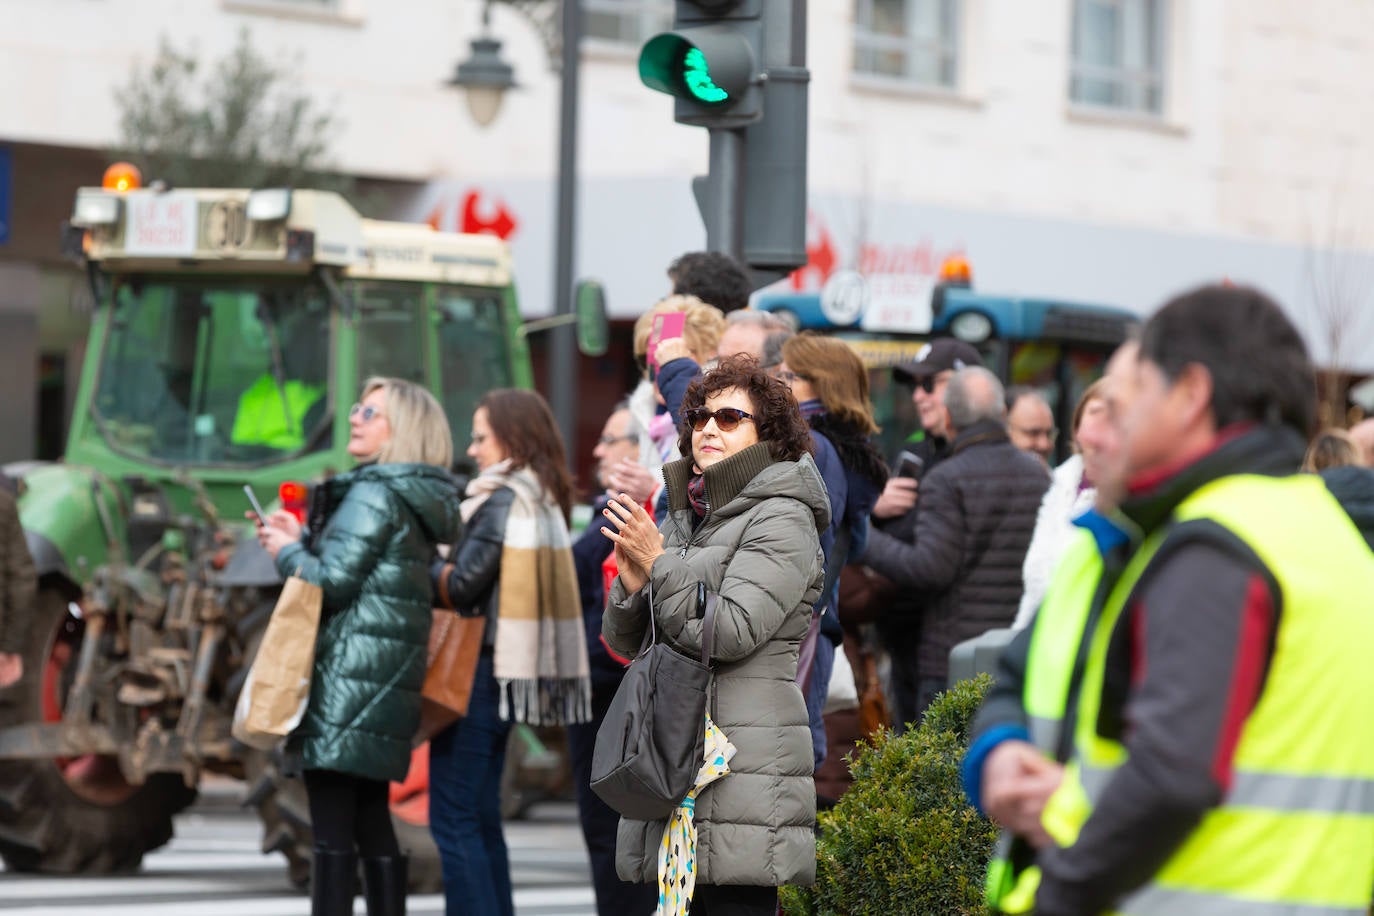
[435,286,513,471]
[93,276,331,464]
[354,282,427,385]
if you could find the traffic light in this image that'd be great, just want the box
[638,0,764,128]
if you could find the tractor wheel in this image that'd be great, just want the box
[0,589,197,873]
[242,747,444,893]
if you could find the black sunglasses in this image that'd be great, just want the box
[915,371,952,394]
[686,406,755,432]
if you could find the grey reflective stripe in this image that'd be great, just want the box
[1121,885,1366,916]
[1080,761,1113,803]
[1028,715,1059,753]
[1228,770,1374,815]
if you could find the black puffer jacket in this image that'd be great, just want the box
[432,487,515,648]
[861,420,1049,679]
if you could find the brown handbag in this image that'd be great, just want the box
[857,648,891,738]
[413,609,485,746]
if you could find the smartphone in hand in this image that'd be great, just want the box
[895,450,925,479]
[244,484,268,527]
[646,311,687,376]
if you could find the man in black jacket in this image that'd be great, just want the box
[862,367,1048,721]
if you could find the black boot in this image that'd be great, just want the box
[310,847,357,916]
[361,854,408,916]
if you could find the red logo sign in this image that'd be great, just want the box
[425,190,519,241]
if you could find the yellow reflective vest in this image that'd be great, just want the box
[989,473,1374,915]
[230,375,323,451]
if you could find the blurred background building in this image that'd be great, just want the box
[2,0,1373,461]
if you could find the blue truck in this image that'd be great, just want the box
[756,262,1139,461]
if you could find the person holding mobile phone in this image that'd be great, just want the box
[627,297,726,470]
[255,377,462,916]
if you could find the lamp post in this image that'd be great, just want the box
[447,0,581,461]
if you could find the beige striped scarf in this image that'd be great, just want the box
[462,461,591,725]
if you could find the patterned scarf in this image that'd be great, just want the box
[462,462,591,725]
[686,471,709,518]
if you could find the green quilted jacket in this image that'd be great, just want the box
[275,463,462,782]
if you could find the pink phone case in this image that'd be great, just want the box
[647,312,687,372]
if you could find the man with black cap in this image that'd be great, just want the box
[862,338,983,731]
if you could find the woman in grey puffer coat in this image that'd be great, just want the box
[602,356,829,916]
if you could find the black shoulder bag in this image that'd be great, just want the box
[590,581,717,821]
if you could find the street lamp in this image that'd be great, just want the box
[445,0,582,463]
[446,33,517,127]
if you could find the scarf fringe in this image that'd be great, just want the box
[497,676,593,726]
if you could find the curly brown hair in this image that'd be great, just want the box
[677,355,815,462]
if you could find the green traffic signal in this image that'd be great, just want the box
[639,26,755,114]
[682,48,729,103]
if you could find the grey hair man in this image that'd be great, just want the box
[945,367,1007,432]
[859,365,1049,720]
[717,309,794,362]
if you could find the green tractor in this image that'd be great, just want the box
[0,183,600,888]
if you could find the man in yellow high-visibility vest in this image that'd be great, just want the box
[964,285,1374,915]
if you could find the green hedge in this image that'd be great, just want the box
[781,674,996,916]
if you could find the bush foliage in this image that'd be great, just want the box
[781,674,996,916]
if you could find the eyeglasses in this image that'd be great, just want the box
[349,403,384,423]
[775,370,807,385]
[597,433,639,447]
[685,406,755,432]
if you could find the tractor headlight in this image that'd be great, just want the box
[247,188,292,222]
[72,192,121,227]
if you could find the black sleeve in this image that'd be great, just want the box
[572,499,616,617]
[1035,537,1277,915]
[860,470,964,590]
[433,488,515,615]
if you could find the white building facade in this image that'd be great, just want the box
[2,0,1373,457]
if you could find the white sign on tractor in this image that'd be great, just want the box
[125,192,198,257]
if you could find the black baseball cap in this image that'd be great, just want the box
[893,338,983,382]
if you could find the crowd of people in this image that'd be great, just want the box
[4,247,1373,916]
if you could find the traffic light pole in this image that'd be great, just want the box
[705,127,746,261]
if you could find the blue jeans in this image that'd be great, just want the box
[429,651,514,916]
[804,634,836,771]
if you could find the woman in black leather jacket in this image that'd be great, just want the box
[427,389,587,916]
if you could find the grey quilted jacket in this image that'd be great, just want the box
[604,442,829,887]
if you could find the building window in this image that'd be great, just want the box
[584,0,672,46]
[853,0,960,88]
[1070,0,1165,114]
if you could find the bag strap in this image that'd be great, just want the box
[641,580,718,667]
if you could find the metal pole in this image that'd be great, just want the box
[706,127,746,261]
[549,0,580,462]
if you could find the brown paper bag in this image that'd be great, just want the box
[413,610,485,746]
[232,574,323,751]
